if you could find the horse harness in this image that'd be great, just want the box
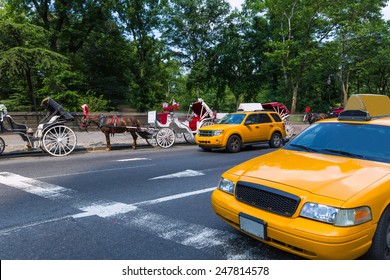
[99,115,120,128]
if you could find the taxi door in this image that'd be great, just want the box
[258,113,274,140]
[241,113,262,142]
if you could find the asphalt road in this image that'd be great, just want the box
[0,144,302,260]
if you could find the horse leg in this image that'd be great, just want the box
[105,132,111,151]
[130,131,138,150]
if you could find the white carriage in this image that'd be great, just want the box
[146,98,215,148]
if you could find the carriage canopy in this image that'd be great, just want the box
[190,98,215,120]
[41,97,74,123]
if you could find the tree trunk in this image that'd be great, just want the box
[291,83,299,114]
[24,66,36,111]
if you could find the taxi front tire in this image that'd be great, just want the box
[365,206,390,259]
[226,135,242,153]
[269,132,282,148]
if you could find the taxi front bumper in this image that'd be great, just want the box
[195,135,226,148]
[211,189,376,260]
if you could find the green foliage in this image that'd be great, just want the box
[0,0,389,115]
[47,90,111,112]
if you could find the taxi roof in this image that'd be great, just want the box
[237,103,264,111]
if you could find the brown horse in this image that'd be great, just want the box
[80,105,141,151]
[303,112,328,124]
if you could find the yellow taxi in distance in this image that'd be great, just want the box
[195,109,286,152]
[211,94,390,259]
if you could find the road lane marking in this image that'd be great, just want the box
[134,187,215,207]
[72,202,138,218]
[33,164,156,179]
[117,158,151,162]
[149,169,205,180]
[0,170,214,222]
[117,209,264,260]
[0,215,74,236]
[0,172,74,200]
[0,172,213,217]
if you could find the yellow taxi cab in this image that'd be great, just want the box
[211,94,390,259]
[195,107,287,152]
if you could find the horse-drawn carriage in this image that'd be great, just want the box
[0,97,77,156]
[145,98,215,148]
[80,98,216,150]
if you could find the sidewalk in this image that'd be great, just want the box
[0,124,309,155]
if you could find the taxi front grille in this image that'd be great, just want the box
[198,130,213,137]
[236,182,300,217]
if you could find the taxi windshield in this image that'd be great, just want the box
[218,113,246,124]
[285,122,390,164]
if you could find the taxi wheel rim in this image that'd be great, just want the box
[274,135,281,145]
[228,136,241,152]
[271,133,281,147]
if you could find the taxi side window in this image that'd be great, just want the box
[245,114,260,124]
[270,113,282,122]
[259,114,272,123]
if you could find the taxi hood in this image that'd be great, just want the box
[229,149,390,201]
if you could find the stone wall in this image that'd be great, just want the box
[5,112,149,131]
[4,111,304,132]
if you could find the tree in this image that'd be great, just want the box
[116,0,171,111]
[0,19,69,110]
[161,0,230,99]
[7,0,114,54]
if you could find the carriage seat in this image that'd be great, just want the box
[0,115,28,133]
[157,113,169,125]
[189,115,200,131]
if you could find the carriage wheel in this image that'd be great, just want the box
[0,137,5,154]
[156,128,175,148]
[284,120,295,138]
[42,125,77,156]
[146,136,158,147]
[143,128,158,147]
[183,132,195,144]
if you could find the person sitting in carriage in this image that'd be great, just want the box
[162,99,180,112]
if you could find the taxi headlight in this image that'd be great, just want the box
[217,178,235,195]
[300,203,372,226]
[212,130,223,136]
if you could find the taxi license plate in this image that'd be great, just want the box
[239,213,267,240]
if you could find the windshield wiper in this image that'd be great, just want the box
[289,144,319,153]
[321,149,365,159]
